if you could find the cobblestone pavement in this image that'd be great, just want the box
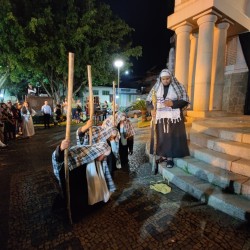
[0,123,250,250]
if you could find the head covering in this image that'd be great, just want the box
[160,69,171,78]
[146,69,189,104]
[68,142,111,170]
[52,141,111,172]
[76,126,119,146]
[52,142,115,192]
[102,111,135,138]
[116,112,126,122]
[146,69,190,131]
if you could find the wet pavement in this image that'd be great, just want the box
[0,123,250,250]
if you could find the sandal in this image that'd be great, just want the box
[156,157,168,164]
[166,160,174,168]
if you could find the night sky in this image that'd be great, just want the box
[101,0,175,77]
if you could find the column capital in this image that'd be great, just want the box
[197,14,218,26]
[193,9,222,22]
[175,23,193,35]
[173,21,193,34]
[216,22,230,30]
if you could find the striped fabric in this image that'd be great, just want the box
[76,126,119,146]
[146,69,189,104]
[52,142,116,192]
[67,142,111,170]
[102,112,135,138]
[100,161,116,192]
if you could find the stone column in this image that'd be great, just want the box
[187,33,198,109]
[193,14,218,111]
[175,23,193,89]
[168,47,175,73]
[209,22,230,110]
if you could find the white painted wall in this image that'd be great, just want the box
[82,86,140,109]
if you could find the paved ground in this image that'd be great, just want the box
[0,122,250,250]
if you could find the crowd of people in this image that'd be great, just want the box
[0,98,110,147]
[60,97,109,125]
[0,100,37,147]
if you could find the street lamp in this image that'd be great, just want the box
[114,59,124,104]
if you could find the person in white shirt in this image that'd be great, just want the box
[41,101,52,129]
[27,84,37,95]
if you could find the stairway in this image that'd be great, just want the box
[150,115,250,222]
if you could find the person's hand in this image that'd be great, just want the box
[60,139,70,151]
[81,119,92,132]
[151,110,156,117]
[164,100,173,107]
[129,150,133,155]
[86,119,93,128]
[109,136,115,141]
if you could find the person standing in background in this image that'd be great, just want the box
[21,101,36,138]
[76,99,82,110]
[15,102,23,135]
[102,100,108,121]
[71,98,77,122]
[6,100,18,140]
[27,84,37,96]
[54,104,62,126]
[62,98,68,116]
[41,100,52,129]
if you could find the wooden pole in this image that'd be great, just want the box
[112,81,116,125]
[152,89,157,173]
[64,52,74,224]
[87,65,94,146]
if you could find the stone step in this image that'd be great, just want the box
[174,156,250,199]
[158,164,250,222]
[145,114,250,222]
[146,142,250,178]
[190,131,250,160]
[209,138,250,160]
[189,143,240,171]
[231,158,250,179]
[190,129,216,148]
[191,118,250,144]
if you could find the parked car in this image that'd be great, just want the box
[124,106,142,118]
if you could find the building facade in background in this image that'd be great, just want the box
[82,86,140,110]
[167,0,250,116]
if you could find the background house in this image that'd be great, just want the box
[82,83,142,110]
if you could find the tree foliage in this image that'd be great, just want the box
[0,0,142,102]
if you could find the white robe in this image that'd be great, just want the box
[22,109,36,137]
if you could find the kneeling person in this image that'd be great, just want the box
[52,139,115,222]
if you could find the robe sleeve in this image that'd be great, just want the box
[172,100,189,109]
[55,145,64,162]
